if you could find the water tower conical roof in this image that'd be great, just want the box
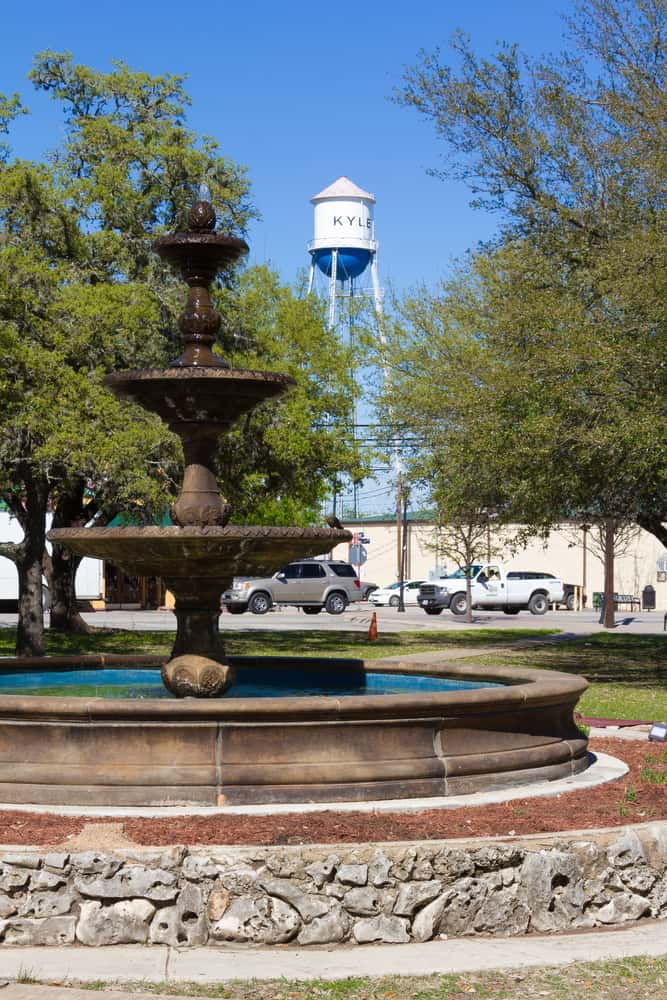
[311,176,375,203]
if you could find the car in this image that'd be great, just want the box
[359,580,379,600]
[368,580,426,607]
[417,565,564,616]
[221,559,363,615]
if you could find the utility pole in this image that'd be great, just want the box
[396,473,402,580]
[398,484,409,613]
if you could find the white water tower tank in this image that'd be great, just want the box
[309,176,377,281]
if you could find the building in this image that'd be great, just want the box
[331,515,667,608]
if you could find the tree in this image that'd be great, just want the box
[214,265,367,524]
[394,0,667,626]
[0,54,367,654]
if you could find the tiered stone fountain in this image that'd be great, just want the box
[49,197,351,698]
[0,200,589,807]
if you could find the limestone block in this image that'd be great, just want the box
[473,846,524,872]
[207,888,230,921]
[343,886,383,917]
[76,899,155,946]
[607,831,647,869]
[123,848,184,869]
[337,864,368,887]
[412,892,453,942]
[620,867,657,894]
[264,853,301,878]
[21,888,76,918]
[305,855,339,889]
[297,905,350,945]
[324,883,346,900]
[473,885,530,936]
[209,896,300,944]
[570,841,600,868]
[600,867,625,892]
[353,914,410,944]
[432,848,474,882]
[218,866,258,894]
[149,884,207,947]
[368,850,393,887]
[182,855,220,881]
[595,892,650,924]
[71,853,122,877]
[0,854,40,869]
[43,853,70,871]
[260,878,329,922]
[392,848,417,882]
[74,864,178,902]
[438,878,488,936]
[0,866,30,892]
[520,851,584,933]
[393,880,442,917]
[0,893,19,919]
[31,870,66,891]
[1,915,76,945]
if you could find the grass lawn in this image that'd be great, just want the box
[0,626,556,659]
[20,955,667,998]
[470,632,667,721]
[0,625,665,721]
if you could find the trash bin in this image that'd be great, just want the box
[642,585,656,611]
[592,592,603,611]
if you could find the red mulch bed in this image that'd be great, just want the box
[0,738,664,848]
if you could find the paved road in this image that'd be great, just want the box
[0,605,665,635]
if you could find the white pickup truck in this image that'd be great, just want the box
[417,564,565,616]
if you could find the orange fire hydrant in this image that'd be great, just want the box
[367,611,378,641]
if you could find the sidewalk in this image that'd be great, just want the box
[2,919,667,992]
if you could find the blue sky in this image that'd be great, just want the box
[2,0,566,294]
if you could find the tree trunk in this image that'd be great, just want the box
[15,473,49,657]
[48,546,93,633]
[47,478,95,634]
[636,513,667,549]
[602,519,616,629]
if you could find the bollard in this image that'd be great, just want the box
[368,611,378,641]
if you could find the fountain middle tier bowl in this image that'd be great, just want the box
[0,657,589,807]
[103,367,295,427]
[47,525,351,579]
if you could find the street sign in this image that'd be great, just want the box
[348,544,367,565]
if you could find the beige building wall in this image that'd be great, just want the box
[332,520,667,609]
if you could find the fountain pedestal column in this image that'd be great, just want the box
[161,578,233,697]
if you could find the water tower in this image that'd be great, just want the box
[307,176,382,329]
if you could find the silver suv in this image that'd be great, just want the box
[222,560,362,616]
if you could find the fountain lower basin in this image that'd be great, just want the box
[0,656,588,807]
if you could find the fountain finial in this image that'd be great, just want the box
[188,195,216,232]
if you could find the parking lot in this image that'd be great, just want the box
[1,604,664,636]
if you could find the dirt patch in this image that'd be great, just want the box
[0,738,661,848]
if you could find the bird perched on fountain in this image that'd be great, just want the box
[326,514,344,530]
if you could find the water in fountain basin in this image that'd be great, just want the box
[0,667,503,700]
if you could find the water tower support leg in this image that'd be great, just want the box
[328,249,338,330]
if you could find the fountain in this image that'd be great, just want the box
[0,198,589,806]
[50,195,352,699]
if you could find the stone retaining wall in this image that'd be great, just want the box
[2,824,667,947]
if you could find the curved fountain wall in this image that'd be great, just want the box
[0,658,587,807]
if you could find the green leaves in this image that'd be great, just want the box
[391,0,667,545]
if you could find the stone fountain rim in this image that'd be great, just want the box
[0,656,587,721]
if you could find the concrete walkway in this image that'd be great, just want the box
[2,919,667,991]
